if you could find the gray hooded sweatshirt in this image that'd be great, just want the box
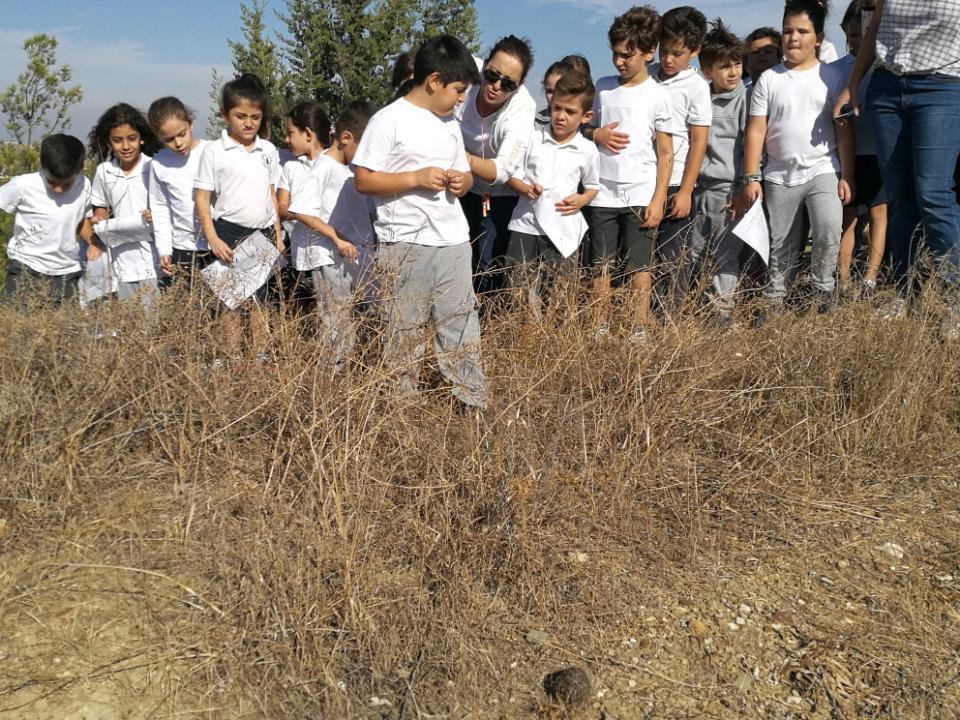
[699,82,748,187]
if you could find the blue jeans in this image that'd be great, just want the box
[867,69,960,287]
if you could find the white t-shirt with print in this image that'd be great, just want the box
[590,75,672,208]
[194,130,280,229]
[0,172,91,275]
[508,125,600,256]
[149,140,209,256]
[352,98,471,247]
[750,62,846,186]
[649,64,713,187]
[91,156,158,283]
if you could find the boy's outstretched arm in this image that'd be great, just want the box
[670,125,708,218]
[644,131,673,228]
[354,166,449,196]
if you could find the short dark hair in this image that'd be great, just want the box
[147,96,194,132]
[784,0,830,36]
[391,51,415,91]
[413,35,481,87]
[561,54,592,77]
[840,0,860,30]
[40,134,85,179]
[700,19,745,68]
[660,6,708,51]
[287,101,333,147]
[542,60,572,87]
[552,71,596,112]
[609,5,661,54]
[335,100,375,139]
[486,35,534,82]
[745,26,783,51]
[222,73,270,138]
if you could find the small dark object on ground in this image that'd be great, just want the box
[543,666,591,707]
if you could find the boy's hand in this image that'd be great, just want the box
[838,178,854,206]
[642,200,664,229]
[668,190,693,219]
[334,237,359,262]
[735,181,763,216]
[445,169,469,196]
[141,209,153,224]
[159,255,174,276]
[525,182,543,202]
[210,236,234,263]
[555,193,588,216]
[593,122,630,154]
[86,243,103,262]
[416,167,448,192]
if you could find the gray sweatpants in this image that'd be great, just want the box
[764,173,842,302]
[117,277,159,309]
[312,262,357,364]
[378,241,487,409]
[691,183,742,312]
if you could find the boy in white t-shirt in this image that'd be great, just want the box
[650,5,713,315]
[505,71,600,318]
[739,0,854,316]
[585,5,674,343]
[1,134,92,306]
[353,36,487,411]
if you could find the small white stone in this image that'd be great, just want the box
[628,679,637,688]
[727,622,740,631]
[735,616,746,625]
[370,696,392,707]
[738,604,752,616]
[878,542,905,560]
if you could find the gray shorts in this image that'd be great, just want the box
[588,206,656,273]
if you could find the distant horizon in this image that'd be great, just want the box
[0,0,848,143]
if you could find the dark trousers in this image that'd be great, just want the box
[4,258,80,307]
[460,192,518,294]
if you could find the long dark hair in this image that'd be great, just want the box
[88,103,161,163]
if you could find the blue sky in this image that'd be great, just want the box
[0,0,848,141]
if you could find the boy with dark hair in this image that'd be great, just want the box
[693,20,749,321]
[505,71,599,317]
[353,35,487,411]
[1,134,92,306]
[651,5,713,315]
[744,27,783,90]
[585,5,673,343]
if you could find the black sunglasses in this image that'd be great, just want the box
[482,68,519,93]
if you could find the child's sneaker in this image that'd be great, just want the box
[861,278,877,299]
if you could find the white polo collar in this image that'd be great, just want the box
[540,124,589,151]
[655,65,699,86]
[220,129,265,152]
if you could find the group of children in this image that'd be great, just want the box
[0,1,910,410]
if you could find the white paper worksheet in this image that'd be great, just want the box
[532,187,588,259]
[732,199,770,265]
[201,232,281,310]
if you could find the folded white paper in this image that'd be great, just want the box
[201,232,281,310]
[732,199,770,265]
[533,187,588,259]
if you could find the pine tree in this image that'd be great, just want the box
[224,1,289,144]
[419,0,480,53]
[0,34,83,145]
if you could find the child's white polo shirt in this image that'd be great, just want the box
[149,140,209,256]
[650,64,713,188]
[194,130,280,229]
[590,75,672,209]
[508,125,600,256]
[0,171,91,275]
[352,98,470,247]
[750,62,846,186]
[287,153,374,271]
[91,156,157,283]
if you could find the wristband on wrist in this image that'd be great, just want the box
[740,173,762,185]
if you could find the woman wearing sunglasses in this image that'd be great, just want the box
[456,35,537,296]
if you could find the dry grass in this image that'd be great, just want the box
[1,283,959,718]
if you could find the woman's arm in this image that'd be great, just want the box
[834,0,883,116]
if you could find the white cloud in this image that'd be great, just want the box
[0,28,229,143]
